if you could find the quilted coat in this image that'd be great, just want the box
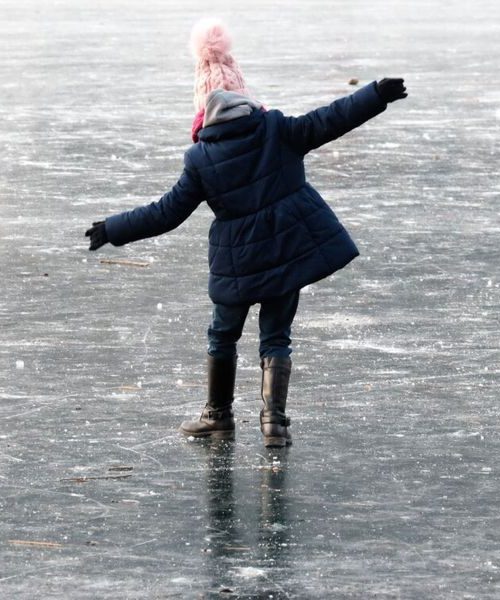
[105,82,387,305]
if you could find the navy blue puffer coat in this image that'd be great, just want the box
[105,82,386,305]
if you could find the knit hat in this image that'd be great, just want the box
[190,18,250,111]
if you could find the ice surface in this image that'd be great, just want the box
[1,0,500,598]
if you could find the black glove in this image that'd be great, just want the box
[376,78,407,103]
[85,221,108,251]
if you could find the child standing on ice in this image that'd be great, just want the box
[86,19,407,447]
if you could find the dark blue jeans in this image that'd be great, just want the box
[207,290,300,359]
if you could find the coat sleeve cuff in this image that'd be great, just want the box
[105,213,131,247]
[354,81,387,117]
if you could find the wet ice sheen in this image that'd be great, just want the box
[1,0,500,598]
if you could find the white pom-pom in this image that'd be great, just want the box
[190,18,232,61]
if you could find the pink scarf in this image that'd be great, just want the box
[191,109,205,142]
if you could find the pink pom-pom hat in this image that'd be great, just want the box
[190,18,249,111]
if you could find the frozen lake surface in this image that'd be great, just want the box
[1,0,499,598]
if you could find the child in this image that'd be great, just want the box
[86,19,407,447]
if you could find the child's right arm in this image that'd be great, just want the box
[279,79,406,155]
[104,166,203,247]
[86,159,204,251]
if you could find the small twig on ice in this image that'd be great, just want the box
[99,258,151,268]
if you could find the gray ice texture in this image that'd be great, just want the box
[1,0,499,598]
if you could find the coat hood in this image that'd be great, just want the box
[203,89,263,128]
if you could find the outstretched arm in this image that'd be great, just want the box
[279,79,406,155]
[86,164,204,250]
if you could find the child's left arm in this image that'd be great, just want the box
[86,160,204,251]
[279,78,407,155]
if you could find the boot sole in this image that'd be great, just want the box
[263,436,292,448]
[179,427,235,440]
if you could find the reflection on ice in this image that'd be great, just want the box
[1,0,499,597]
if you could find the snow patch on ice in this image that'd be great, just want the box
[325,339,427,355]
[448,430,483,439]
[170,577,192,584]
[235,566,267,578]
[305,314,376,329]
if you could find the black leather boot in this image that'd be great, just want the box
[260,356,292,447]
[179,354,236,439]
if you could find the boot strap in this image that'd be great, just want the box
[260,412,290,427]
[206,405,233,420]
